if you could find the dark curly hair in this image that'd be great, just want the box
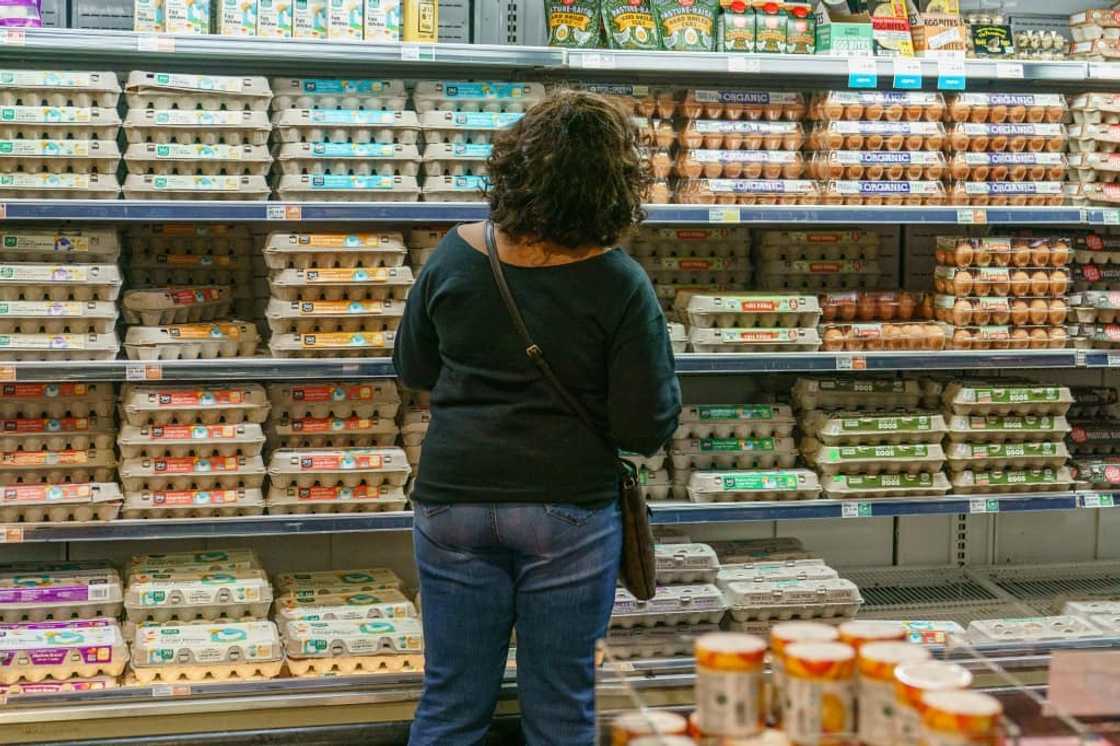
[485,90,653,249]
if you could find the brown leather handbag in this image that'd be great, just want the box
[484,222,658,601]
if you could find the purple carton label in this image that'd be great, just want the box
[0,585,92,604]
[0,645,112,667]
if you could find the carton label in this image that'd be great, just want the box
[297,452,385,470]
[287,384,375,402]
[299,332,387,348]
[719,472,799,491]
[695,405,775,420]
[164,323,246,340]
[154,388,245,407]
[841,473,934,488]
[698,437,775,452]
[151,456,243,474]
[147,489,243,506]
[839,415,929,432]
[830,444,928,459]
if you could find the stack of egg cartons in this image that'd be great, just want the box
[122,224,260,362]
[122,71,272,201]
[274,567,423,676]
[0,560,127,690]
[417,81,542,202]
[625,225,750,310]
[943,380,1074,495]
[414,82,542,202]
[718,557,863,635]
[0,227,121,362]
[270,77,420,202]
[400,389,429,497]
[265,381,409,514]
[1067,387,1120,491]
[1067,94,1120,207]
[406,226,449,270]
[0,69,121,200]
[124,550,281,683]
[677,288,820,355]
[264,230,408,359]
[755,229,884,293]
[819,290,941,352]
[117,384,269,518]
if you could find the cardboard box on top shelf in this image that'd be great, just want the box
[294,0,327,36]
[907,0,967,57]
[217,0,258,35]
[165,0,211,33]
[815,0,913,56]
[365,0,401,40]
[259,0,293,35]
[402,0,436,40]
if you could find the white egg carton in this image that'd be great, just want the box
[943,383,1074,417]
[670,437,798,470]
[263,231,406,271]
[274,174,421,202]
[793,377,924,411]
[0,416,114,452]
[0,228,119,262]
[1065,600,1120,617]
[119,454,266,492]
[272,109,420,145]
[125,71,272,112]
[0,383,113,419]
[686,469,821,502]
[604,623,721,659]
[0,620,128,684]
[628,226,749,258]
[123,174,270,201]
[950,466,1075,494]
[638,468,671,501]
[947,414,1071,443]
[707,537,812,564]
[413,81,545,114]
[823,471,952,499]
[123,142,272,176]
[274,568,403,598]
[418,110,523,145]
[674,404,795,439]
[0,139,119,174]
[269,415,399,449]
[654,543,720,584]
[678,293,820,329]
[274,588,417,629]
[421,142,491,177]
[0,70,121,108]
[269,266,414,302]
[421,175,489,202]
[124,322,260,361]
[130,620,283,683]
[805,442,946,476]
[273,142,420,177]
[266,299,404,335]
[688,326,821,353]
[269,330,396,358]
[122,287,232,327]
[0,106,120,140]
[945,441,1069,472]
[724,577,862,622]
[609,584,729,628]
[0,300,117,335]
[123,109,271,146]
[0,172,119,199]
[118,422,266,459]
[267,447,410,489]
[0,263,121,303]
[127,259,249,289]
[284,619,424,676]
[0,331,118,361]
[121,383,270,427]
[268,78,407,110]
[266,483,408,514]
[1085,614,1120,635]
[0,563,122,622]
[965,615,1104,644]
[124,568,273,623]
[0,482,121,522]
[268,381,400,420]
[716,560,838,588]
[0,674,118,696]
[121,487,265,519]
[400,406,430,446]
[0,448,116,483]
[127,549,261,573]
[802,411,949,446]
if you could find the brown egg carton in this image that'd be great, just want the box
[946,93,1067,124]
[934,237,1072,269]
[820,322,946,351]
[0,482,121,522]
[674,150,804,180]
[268,415,399,449]
[810,91,945,122]
[678,90,806,122]
[819,291,932,323]
[933,266,1071,298]
[948,182,1066,206]
[121,487,264,518]
[119,455,267,492]
[808,150,946,181]
[818,180,947,206]
[673,178,819,205]
[0,383,114,420]
[944,324,1068,350]
[678,120,803,151]
[267,381,400,420]
[946,123,1068,153]
[948,152,1067,181]
[934,295,1068,326]
[808,121,945,152]
[631,117,676,150]
[581,84,676,118]
[266,484,408,514]
[644,148,671,179]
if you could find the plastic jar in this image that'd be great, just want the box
[694,632,767,737]
[688,714,792,746]
[782,641,856,745]
[857,641,931,746]
[893,660,973,744]
[611,711,689,745]
[838,619,907,652]
[769,622,840,725]
[920,690,1002,745]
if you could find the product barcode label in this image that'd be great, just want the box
[1082,494,1116,509]
[841,502,872,518]
[969,498,999,514]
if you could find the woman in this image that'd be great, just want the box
[394,90,682,746]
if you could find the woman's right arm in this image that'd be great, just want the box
[392,265,443,392]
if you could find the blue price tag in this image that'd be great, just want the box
[937,58,966,90]
[892,58,922,89]
[848,58,878,88]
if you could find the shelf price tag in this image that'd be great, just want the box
[152,684,192,697]
[125,363,162,381]
[937,58,966,90]
[847,57,878,88]
[969,498,1000,514]
[1103,209,1120,225]
[577,52,616,69]
[267,205,302,221]
[1082,493,1116,509]
[957,209,986,225]
[727,56,761,73]
[841,502,872,518]
[835,355,866,370]
[0,367,15,383]
[0,527,22,543]
[1089,62,1120,79]
[708,207,740,224]
[138,35,174,52]
[0,29,25,45]
[1108,354,1120,367]
[1076,349,1088,367]
[995,62,1024,79]
[892,57,922,90]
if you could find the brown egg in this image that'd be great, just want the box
[973,272,992,296]
[1030,243,1050,267]
[1029,270,1051,297]
[886,134,904,151]
[1010,270,1031,297]
[898,292,916,321]
[1008,135,1027,152]
[952,328,973,349]
[1009,328,1030,349]
[822,327,846,351]
[972,302,991,326]
[974,244,992,267]
[857,295,877,321]
[1008,105,1027,123]
[1011,242,1032,268]
[989,105,1008,123]
[990,301,1010,325]
[990,243,1010,267]
[1051,269,1069,295]
[1045,106,1065,123]
[1028,298,1049,325]
[970,105,990,123]
[1048,326,1068,348]
[880,324,902,350]
[1051,242,1070,267]
[865,103,884,121]
[954,241,974,268]
[924,324,945,350]
[953,270,974,296]
[989,272,1010,297]
[823,102,844,120]
[1010,299,1029,326]
[878,296,898,322]
[1029,328,1049,348]
[952,298,973,326]
[950,158,969,180]
[1048,298,1067,325]
[920,294,934,320]
[949,101,970,122]
[990,135,1009,152]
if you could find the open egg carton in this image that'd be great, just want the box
[610,584,729,629]
[0,560,123,622]
[0,618,128,685]
[124,565,273,624]
[274,567,404,602]
[965,615,1105,644]
[723,576,862,623]
[123,321,260,361]
[268,265,414,302]
[686,469,820,503]
[128,620,282,683]
[943,382,1074,417]
[283,617,424,677]
[120,383,271,427]
[267,447,411,493]
[0,482,122,523]
[950,466,1075,493]
[792,377,927,412]
[268,381,400,420]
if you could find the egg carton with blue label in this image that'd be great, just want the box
[0,228,119,263]
[0,106,120,141]
[118,423,265,459]
[0,562,122,622]
[125,72,272,112]
[0,447,116,483]
[670,436,798,471]
[268,381,400,420]
[638,257,751,287]
[269,266,414,303]
[675,404,796,440]
[610,584,729,629]
[822,471,952,499]
[119,454,266,492]
[124,142,272,177]
[274,568,403,599]
[130,620,283,682]
[274,142,420,177]
[950,466,1074,494]
[122,287,233,327]
[269,330,397,359]
[0,301,117,335]
[263,232,407,271]
[123,174,270,201]
[269,78,407,111]
[686,469,821,503]
[0,172,119,200]
[421,143,491,177]
[605,623,720,660]
[123,110,271,146]
[716,561,838,591]
[267,447,411,490]
[270,414,399,450]
[419,111,523,146]
[0,619,128,684]
[127,255,251,288]
[965,615,1104,644]
[412,81,545,114]
[803,410,949,446]
[124,322,260,361]
[272,109,420,145]
[725,577,862,623]
[266,483,408,514]
[689,326,821,353]
[283,617,424,677]
[121,487,265,519]
[265,298,405,336]
[0,332,119,362]
[793,377,924,412]
[945,441,1069,472]
[0,139,119,175]
[0,482,121,523]
[420,175,489,203]
[121,383,270,427]
[0,416,114,452]
[947,414,1071,443]
[655,543,719,584]
[0,70,121,108]
[274,174,420,202]
[124,568,274,623]
[802,441,946,476]
[274,589,416,630]
[0,383,113,421]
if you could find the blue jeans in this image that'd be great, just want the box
[408,500,622,746]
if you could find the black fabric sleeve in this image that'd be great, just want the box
[392,264,443,391]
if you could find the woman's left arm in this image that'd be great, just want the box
[393,266,443,391]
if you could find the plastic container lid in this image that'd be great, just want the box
[694,632,766,671]
[838,620,907,650]
[783,641,855,679]
[894,660,973,708]
[770,621,839,657]
[858,641,931,681]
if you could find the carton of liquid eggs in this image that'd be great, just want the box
[123,142,272,177]
[121,383,271,427]
[822,471,952,498]
[810,91,944,122]
[0,562,123,622]
[610,584,729,628]
[686,469,821,502]
[946,441,1069,472]
[808,150,946,181]
[269,78,407,111]
[723,577,862,622]
[0,619,128,684]
[121,487,266,519]
[267,447,410,490]
[674,404,795,440]
[268,381,400,419]
[950,466,1074,493]
[123,109,271,146]
[124,72,272,112]
[130,620,283,682]
[123,322,260,361]
[283,617,423,676]
[0,482,122,523]
[124,567,273,623]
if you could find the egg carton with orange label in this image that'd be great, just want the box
[639,257,750,287]
[118,423,265,459]
[122,287,233,327]
[0,619,128,684]
[0,448,115,483]
[1071,93,1120,126]
[948,414,1070,444]
[676,293,819,329]
[949,181,1066,206]
[269,330,396,359]
[129,620,283,683]
[283,617,423,677]
[274,142,420,178]
[610,584,729,629]
[933,266,1071,298]
[819,180,948,207]
[123,322,260,361]
[686,469,820,503]
[966,615,1103,644]
[123,110,271,147]
[674,404,796,440]
[950,466,1075,494]
[674,178,819,206]
[946,441,1069,472]
[124,567,273,623]
[0,383,113,421]
[0,416,114,453]
[809,91,945,123]
[275,568,403,601]
[123,143,272,177]
[0,562,122,622]
[123,174,271,201]
[0,172,119,199]
[803,442,946,477]
[119,454,266,492]
[947,93,1067,124]
[0,228,119,263]
[264,232,407,271]
[269,78,406,111]
[793,377,924,412]
[724,577,862,622]
[267,483,408,514]
[0,106,120,142]
[121,383,270,427]
[943,382,1073,417]
[677,90,805,122]
[0,482,122,522]
[0,70,120,108]
[808,150,946,181]
[0,139,119,175]
[670,437,797,471]
[265,300,404,335]
[0,300,117,335]
[757,259,883,292]
[268,381,400,420]
[267,447,411,490]
[949,152,1067,182]
[1069,421,1120,455]
[121,487,265,519]
[407,230,446,269]
[822,472,952,499]
[125,72,271,111]
[688,326,821,353]
[758,230,881,263]
[269,266,414,302]
[678,120,803,152]
[807,121,946,152]
[126,257,250,288]
[270,415,399,450]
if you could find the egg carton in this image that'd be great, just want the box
[793,377,923,412]
[716,560,838,588]
[283,616,422,661]
[946,441,1069,472]
[811,91,945,122]
[1067,152,1120,184]
[604,623,720,660]
[669,437,797,470]
[1069,420,1120,455]
[0,621,128,684]
[644,268,750,288]
[946,122,1068,153]
[0,106,120,140]
[124,322,260,362]
[273,142,420,177]
[0,139,120,174]
[275,568,403,599]
[947,92,1067,124]
[124,569,273,623]
[284,650,423,677]
[758,228,879,250]
[123,142,271,177]
[0,416,114,453]
[1075,458,1120,488]
[412,81,544,114]
[819,322,947,352]
[120,487,265,519]
[123,174,270,201]
[119,454,266,492]
[400,409,429,448]
[628,467,667,501]
[807,150,946,182]
[1069,122,1120,152]
[949,181,1066,207]
[266,484,408,514]
[966,615,1103,644]
[268,78,407,110]
[0,299,117,335]
[686,469,821,503]
[819,180,947,206]
[121,383,270,427]
[0,171,119,199]
[127,266,249,291]
[123,109,271,146]
[126,549,261,573]
[275,589,416,631]
[0,228,119,263]
[272,109,419,145]
[943,383,1073,417]
[654,543,719,584]
[130,620,282,683]
[621,451,666,472]
[269,330,395,359]
[1072,261,1120,290]
[0,264,122,304]
[118,423,265,459]
[671,89,802,121]
[268,381,400,420]
[1085,614,1120,636]
[267,447,410,490]
[420,142,491,177]
[676,294,818,330]
[667,322,686,353]
[807,120,946,152]
[0,564,122,622]
[263,231,406,270]
[0,70,121,108]
[125,72,272,112]
[950,466,1075,494]
[674,178,819,206]
[802,411,948,446]
[756,266,883,292]
[1068,386,1119,420]
[269,266,414,303]
[673,404,795,440]
[0,383,113,420]
[274,173,421,202]
[121,287,232,327]
[947,414,1070,443]
[0,330,117,361]
[418,111,522,145]
[0,447,115,483]
[1065,600,1120,617]
[610,584,729,629]
[687,326,820,353]
[625,226,748,258]
[1070,92,1120,123]
[0,674,118,696]
[804,442,946,476]
[128,224,254,253]
[677,120,804,152]
[673,149,804,181]
[706,537,812,564]
[421,175,489,202]
[724,577,863,622]
[0,482,121,522]
[949,152,1067,182]
[822,471,952,499]
[269,416,399,450]
[1070,291,1120,323]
